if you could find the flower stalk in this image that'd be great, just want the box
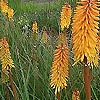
[57,92,60,100]
[5,85,10,100]
[8,69,19,100]
[83,56,91,100]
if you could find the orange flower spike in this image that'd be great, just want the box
[72,0,99,66]
[8,8,14,19]
[60,3,71,31]
[50,33,69,94]
[0,37,15,73]
[0,1,8,14]
[72,89,80,100]
[32,21,38,33]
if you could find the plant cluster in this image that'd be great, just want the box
[0,0,100,100]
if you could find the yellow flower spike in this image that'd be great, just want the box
[60,3,71,31]
[72,0,99,66]
[50,33,69,95]
[42,30,48,44]
[0,37,15,73]
[8,7,14,19]
[72,89,80,100]
[0,0,8,14]
[32,21,38,33]
[32,21,38,41]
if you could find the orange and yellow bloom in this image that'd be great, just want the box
[32,21,38,33]
[60,3,71,31]
[0,0,8,14]
[8,7,14,19]
[50,34,69,94]
[72,89,80,100]
[72,0,99,66]
[0,37,15,73]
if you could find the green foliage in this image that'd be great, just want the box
[0,0,100,100]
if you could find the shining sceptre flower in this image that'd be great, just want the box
[50,33,69,94]
[8,7,14,19]
[72,89,80,100]
[60,3,71,31]
[32,21,38,41]
[72,0,99,66]
[0,0,8,14]
[0,37,15,73]
[32,21,38,33]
